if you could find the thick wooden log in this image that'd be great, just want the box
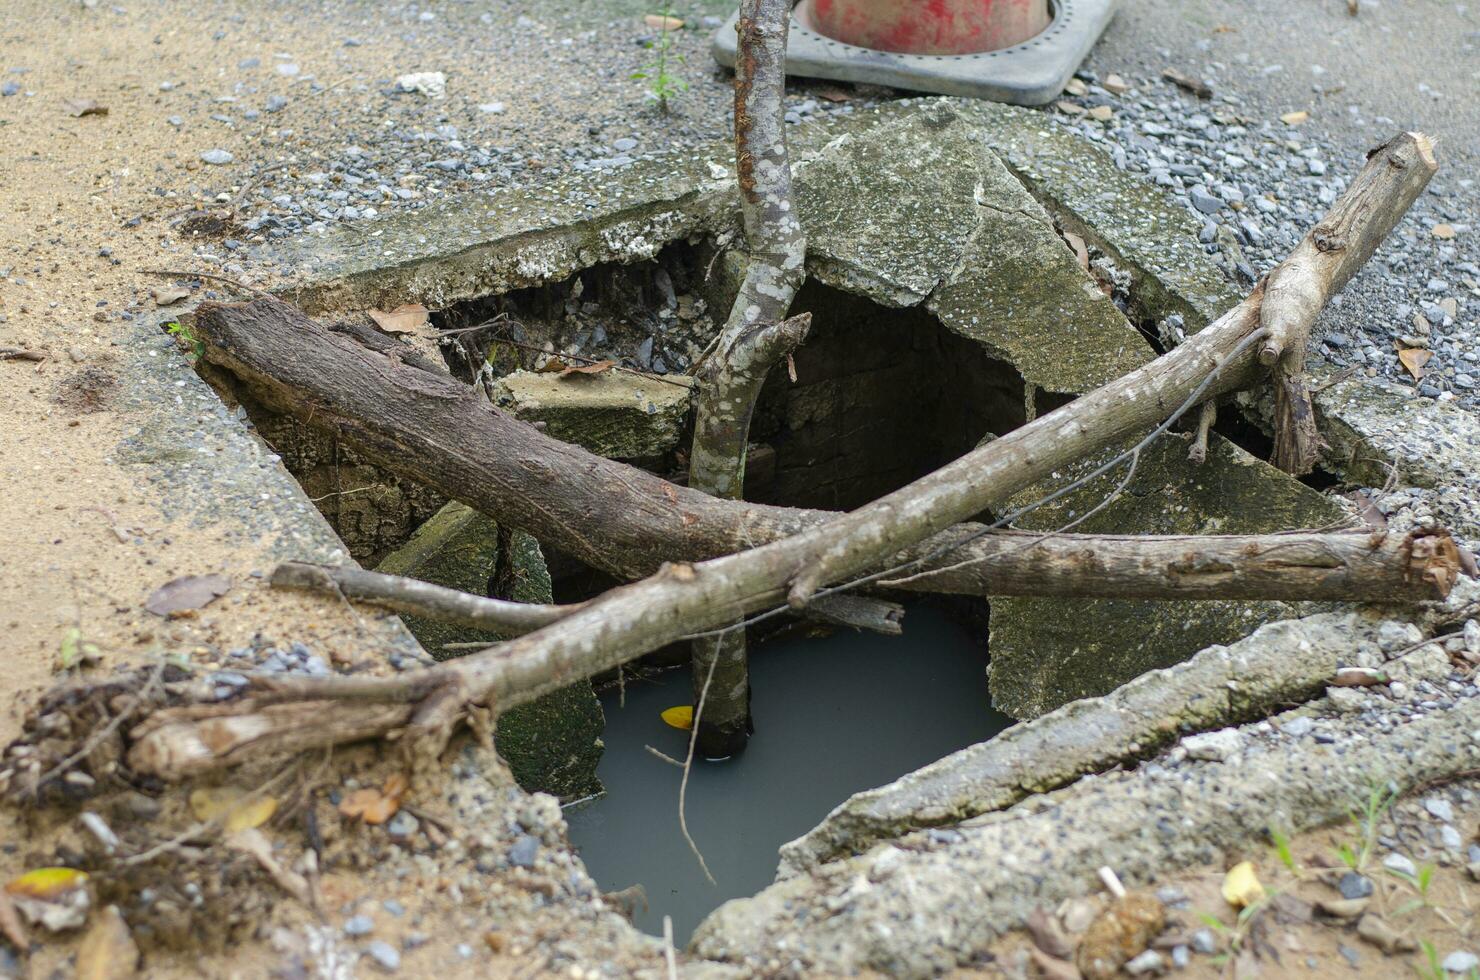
[195,297,1457,604]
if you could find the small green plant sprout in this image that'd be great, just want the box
[165,319,205,361]
[1390,862,1437,916]
[1196,898,1269,967]
[58,627,101,671]
[1417,940,1444,980]
[633,4,689,112]
[1268,825,1299,874]
[1336,778,1401,871]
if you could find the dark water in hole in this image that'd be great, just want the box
[564,606,1013,942]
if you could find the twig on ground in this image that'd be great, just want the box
[0,346,47,362]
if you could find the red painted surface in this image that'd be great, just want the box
[800,0,1050,55]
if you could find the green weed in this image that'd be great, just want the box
[633,4,689,112]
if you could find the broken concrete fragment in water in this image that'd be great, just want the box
[377,501,604,800]
[490,368,694,459]
[989,433,1349,719]
[776,608,1387,876]
[692,673,1480,978]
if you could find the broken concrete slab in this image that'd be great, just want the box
[777,609,1383,877]
[957,98,1244,330]
[489,368,694,459]
[989,432,1350,719]
[272,151,738,315]
[377,502,604,800]
[275,101,1148,398]
[691,675,1480,977]
[795,101,1153,393]
[1239,372,1480,542]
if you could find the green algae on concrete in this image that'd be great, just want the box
[792,102,987,308]
[988,433,1350,719]
[490,369,694,459]
[273,151,739,316]
[955,98,1244,330]
[795,100,1153,393]
[378,502,604,800]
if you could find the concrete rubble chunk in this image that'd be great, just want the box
[989,433,1349,719]
[777,610,1382,877]
[489,369,694,459]
[377,501,604,799]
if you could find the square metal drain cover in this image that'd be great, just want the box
[711,0,1118,106]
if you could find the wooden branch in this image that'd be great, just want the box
[270,560,908,637]
[783,132,1437,608]
[86,132,1443,782]
[686,0,806,756]
[270,562,578,635]
[1259,132,1436,473]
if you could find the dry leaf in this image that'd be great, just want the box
[1397,346,1432,380]
[338,774,409,825]
[145,573,231,616]
[1102,73,1130,95]
[0,890,29,952]
[150,285,191,306]
[1055,100,1087,116]
[644,13,684,30]
[1222,861,1265,908]
[1331,666,1388,687]
[1062,231,1090,270]
[660,705,694,731]
[75,905,139,980]
[1162,67,1212,98]
[63,98,108,118]
[1431,223,1456,240]
[1280,110,1309,125]
[367,303,430,334]
[812,84,854,103]
[189,787,278,832]
[558,359,617,378]
[1063,78,1088,97]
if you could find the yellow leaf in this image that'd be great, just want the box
[6,867,89,900]
[660,705,694,731]
[75,905,140,980]
[189,787,277,831]
[1280,110,1309,125]
[644,13,684,30]
[1431,223,1456,240]
[1221,861,1265,908]
[1397,346,1432,380]
[226,796,278,833]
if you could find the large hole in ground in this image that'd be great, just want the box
[219,241,1030,940]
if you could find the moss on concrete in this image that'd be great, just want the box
[989,434,1349,719]
[378,502,604,800]
[490,369,694,458]
[954,98,1244,330]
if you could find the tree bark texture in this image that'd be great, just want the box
[686,0,808,758]
[100,132,1451,782]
